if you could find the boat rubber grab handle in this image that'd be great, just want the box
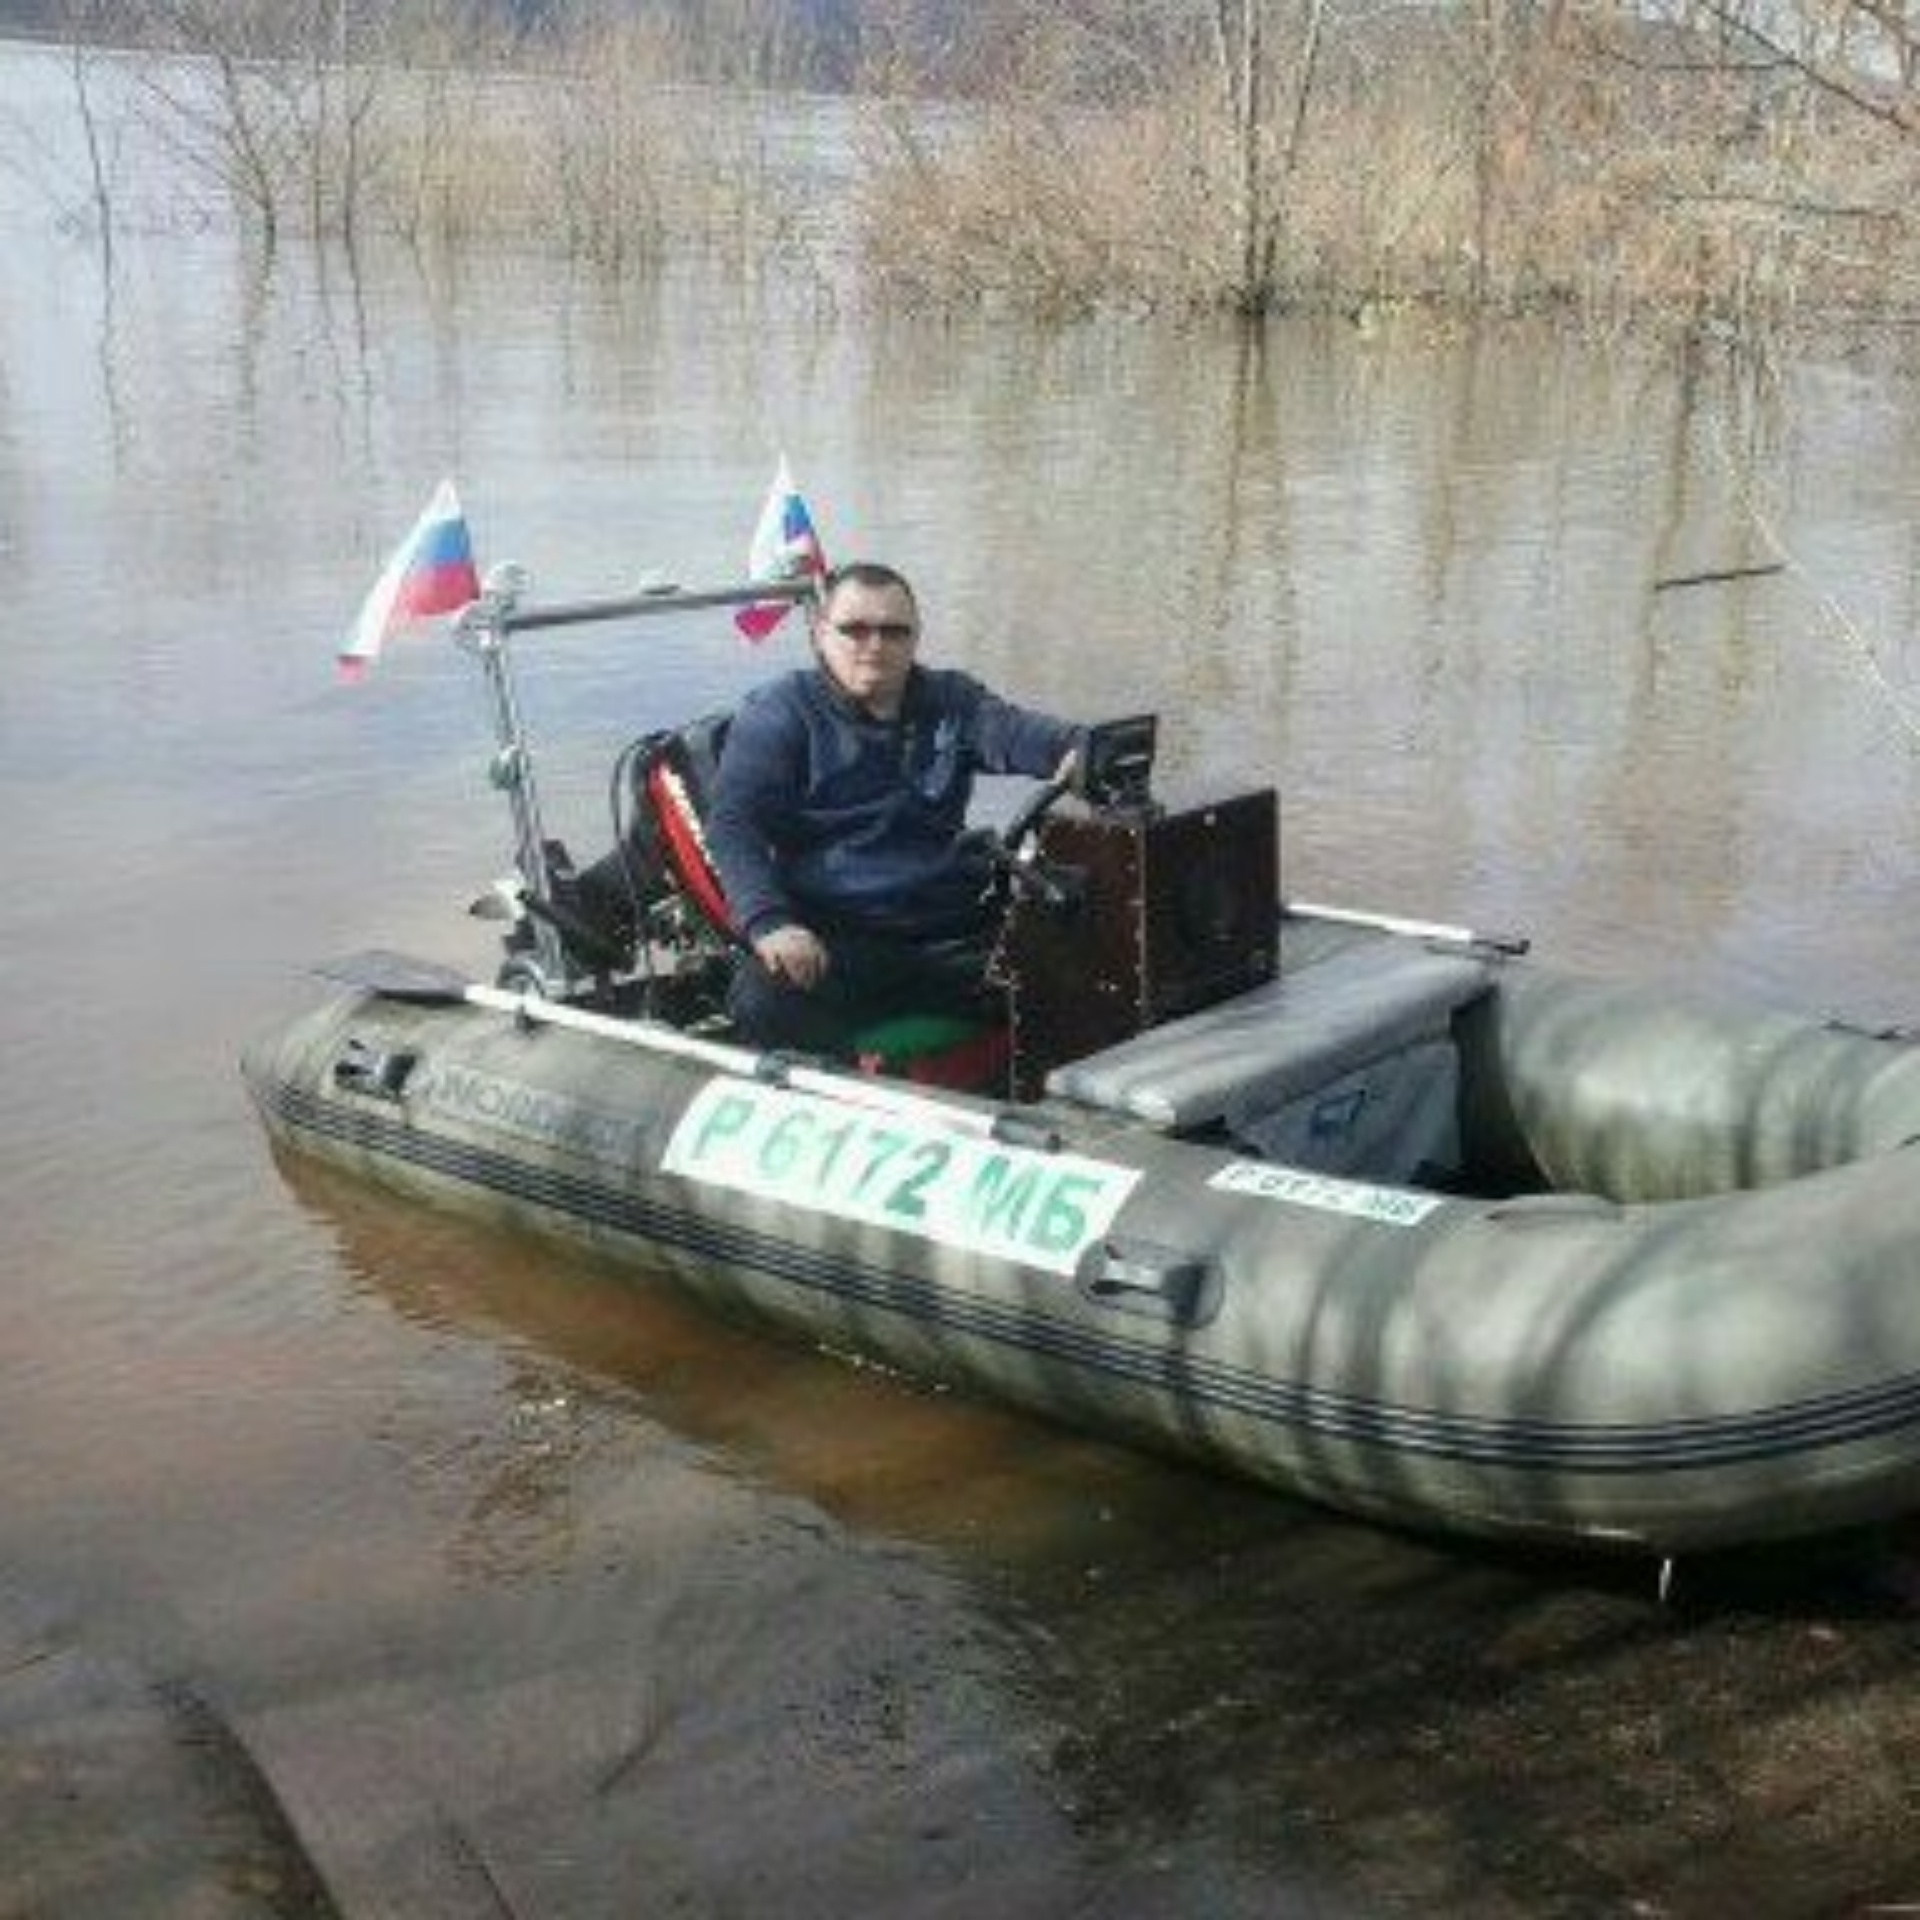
[1077,1237,1220,1329]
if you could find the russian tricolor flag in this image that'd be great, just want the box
[735,456,826,642]
[338,480,481,682]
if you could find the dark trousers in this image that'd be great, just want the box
[726,923,997,1057]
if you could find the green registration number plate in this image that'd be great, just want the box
[663,1080,1139,1276]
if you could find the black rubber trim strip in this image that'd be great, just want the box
[257,1077,1920,1476]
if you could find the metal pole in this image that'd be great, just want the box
[498,575,816,637]
[458,588,571,987]
[1285,897,1530,956]
[462,982,1057,1146]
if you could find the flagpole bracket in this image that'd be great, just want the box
[450,565,579,992]
[455,567,529,655]
[483,559,531,602]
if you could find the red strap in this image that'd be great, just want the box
[645,760,736,936]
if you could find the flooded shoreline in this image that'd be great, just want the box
[6,32,1920,1905]
[18,1163,1920,1916]
[18,15,1920,341]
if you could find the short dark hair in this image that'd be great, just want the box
[820,561,917,611]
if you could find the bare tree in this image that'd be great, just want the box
[120,0,399,246]
[0,0,132,249]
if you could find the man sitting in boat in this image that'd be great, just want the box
[708,561,1081,1055]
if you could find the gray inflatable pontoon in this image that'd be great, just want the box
[244,912,1920,1556]
[244,572,1920,1555]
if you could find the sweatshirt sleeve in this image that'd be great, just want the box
[964,677,1083,780]
[707,690,807,942]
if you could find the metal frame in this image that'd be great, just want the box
[454,570,817,993]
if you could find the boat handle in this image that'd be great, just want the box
[1077,1237,1220,1329]
[333,1038,419,1103]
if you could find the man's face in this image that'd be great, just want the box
[814,577,919,714]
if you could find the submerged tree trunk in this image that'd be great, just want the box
[66,35,115,268]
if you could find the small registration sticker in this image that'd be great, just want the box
[1209,1161,1441,1227]
[663,1080,1140,1275]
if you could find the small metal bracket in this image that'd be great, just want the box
[333,1038,420,1103]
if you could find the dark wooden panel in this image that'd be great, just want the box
[996,790,1278,1099]
[1141,791,1279,1020]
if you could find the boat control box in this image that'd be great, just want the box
[997,788,1279,1100]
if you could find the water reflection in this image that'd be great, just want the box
[266,1158,1185,1911]
[278,1152,1920,1915]
[284,1151,1156,1559]
[10,34,1920,1912]
[86,239,131,463]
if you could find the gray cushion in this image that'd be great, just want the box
[1045,940,1492,1128]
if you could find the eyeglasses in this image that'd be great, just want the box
[828,619,917,645]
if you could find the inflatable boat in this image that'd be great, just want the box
[244,571,1920,1555]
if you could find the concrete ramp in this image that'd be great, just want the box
[0,1587,335,1919]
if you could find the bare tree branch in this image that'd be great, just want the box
[1669,0,1918,134]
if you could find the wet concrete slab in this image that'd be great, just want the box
[233,1697,518,1920]
[0,1587,334,1919]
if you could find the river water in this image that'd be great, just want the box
[4,38,1920,1918]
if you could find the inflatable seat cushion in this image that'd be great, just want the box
[1045,940,1492,1128]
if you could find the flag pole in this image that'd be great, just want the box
[455,568,575,991]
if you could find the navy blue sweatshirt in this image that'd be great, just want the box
[708,666,1078,942]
